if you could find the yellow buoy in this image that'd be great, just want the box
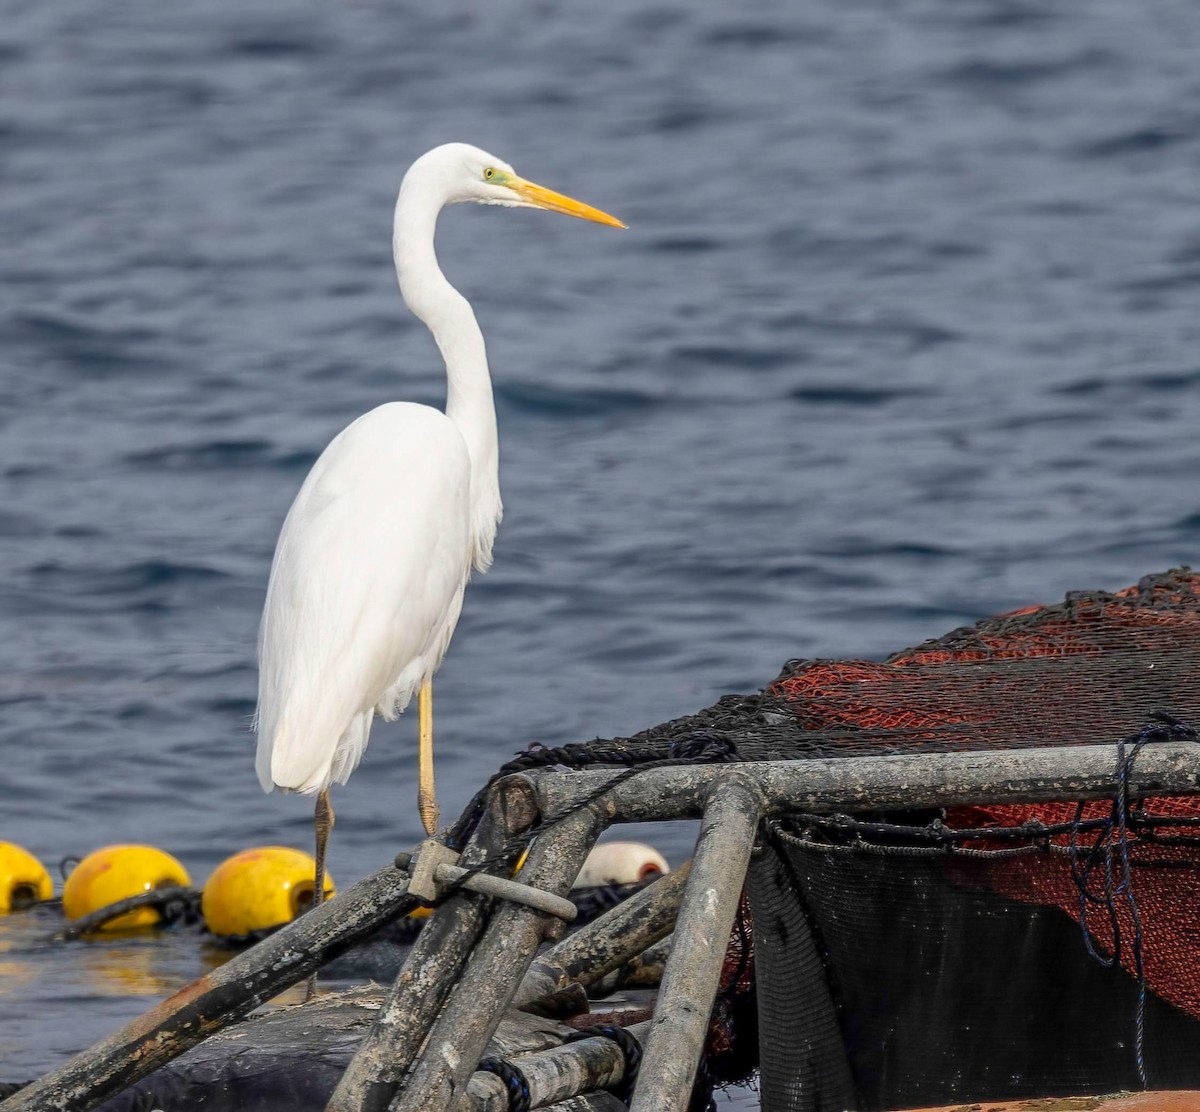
[0,842,53,912]
[62,844,192,931]
[201,846,334,938]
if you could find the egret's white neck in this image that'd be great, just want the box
[393,179,501,569]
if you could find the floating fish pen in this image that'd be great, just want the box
[6,568,1200,1112]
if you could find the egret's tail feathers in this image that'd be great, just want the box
[254,736,276,794]
[256,709,374,795]
[375,670,420,722]
[328,711,373,786]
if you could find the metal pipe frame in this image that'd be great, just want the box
[513,862,690,1009]
[629,774,764,1112]
[389,798,612,1112]
[527,741,1200,822]
[330,778,537,1112]
[11,740,1197,1112]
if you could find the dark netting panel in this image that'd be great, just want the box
[748,821,1200,1111]
[497,569,1200,1108]
[746,850,856,1112]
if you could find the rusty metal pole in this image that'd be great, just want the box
[628,774,763,1112]
[513,861,690,1009]
[329,778,538,1112]
[586,934,673,996]
[389,798,611,1112]
[0,862,417,1112]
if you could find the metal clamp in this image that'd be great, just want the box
[396,839,577,922]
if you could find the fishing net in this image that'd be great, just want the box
[505,567,1200,1110]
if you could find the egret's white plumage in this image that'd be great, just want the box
[254,143,623,858]
[255,402,475,795]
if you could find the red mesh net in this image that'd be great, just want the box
[768,567,1200,1020]
[772,569,1200,756]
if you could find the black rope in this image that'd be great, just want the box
[435,735,740,912]
[59,886,203,940]
[476,1056,532,1112]
[574,880,653,919]
[774,822,1198,861]
[782,809,1200,847]
[1066,712,1196,1089]
[498,727,742,777]
[564,1023,643,1105]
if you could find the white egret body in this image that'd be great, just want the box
[254,143,623,909]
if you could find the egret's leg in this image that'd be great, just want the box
[418,678,439,835]
[314,787,334,909]
[305,788,334,1001]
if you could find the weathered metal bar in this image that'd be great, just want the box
[530,741,1200,822]
[485,1011,580,1059]
[587,935,672,996]
[434,861,578,921]
[629,775,763,1112]
[468,1021,649,1110]
[390,799,611,1112]
[513,862,690,1008]
[0,862,417,1112]
[396,840,577,920]
[330,779,537,1112]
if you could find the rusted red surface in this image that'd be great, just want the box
[894,1090,1200,1111]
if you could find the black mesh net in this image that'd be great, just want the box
[746,808,1200,1111]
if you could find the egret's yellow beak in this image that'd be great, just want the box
[508,176,627,229]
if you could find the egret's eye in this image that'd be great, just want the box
[483,167,496,181]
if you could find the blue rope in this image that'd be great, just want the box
[476,1056,531,1112]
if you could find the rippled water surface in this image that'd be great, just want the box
[3,0,1200,1099]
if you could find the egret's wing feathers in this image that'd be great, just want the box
[256,403,473,794]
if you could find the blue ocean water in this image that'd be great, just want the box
[2,0,1200,1098]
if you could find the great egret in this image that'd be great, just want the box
[254,143,624,913]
